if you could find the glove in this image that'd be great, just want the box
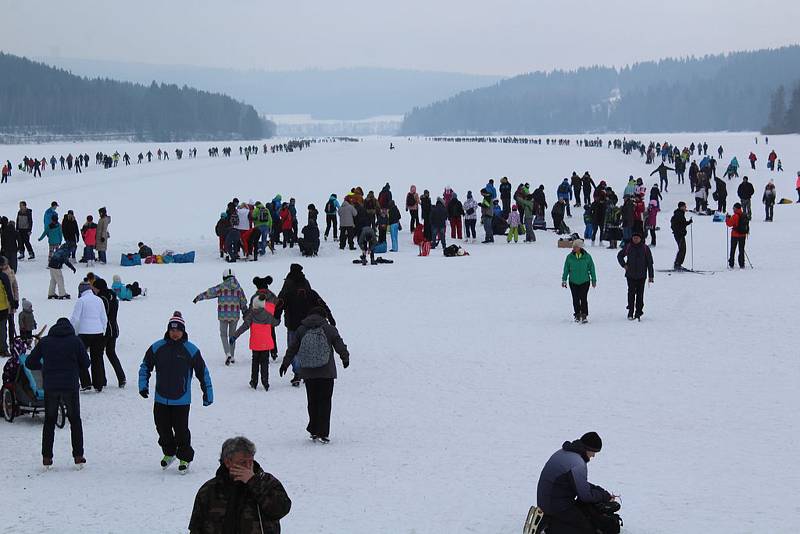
[561,281,567,288]
[139,389,149,399]
[202,393,212,406]
[342,357,349,369]
[192,297,198,304]
[279,364,288,377]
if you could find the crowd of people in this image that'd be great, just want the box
[2,132,796,534]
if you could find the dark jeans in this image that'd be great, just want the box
[465,219,477,239]
[626,277,646,316]
[582,188,592,206]
[324,214,338,239]
[154,403,193,462]
[79,334,106,389]
[572,186,582,206]
[717,198,727,214]
[660,176,668,191]
[339,226,355,249]
[17,229,34,256]
[501,197,511,216]
[674,235,686,267]
[765,204,774,221]
[305,378,334,438]
[648,227,657,246]
[729,236,746,267]
[251,350,269,388]
[0,309,7,355]
[104,337,126,386]
[568,282,590,317]
[409,209,419,232]
[431,225,446,248]
[546,502,594,534]
[482,218,494,241]
[42,390,83,458]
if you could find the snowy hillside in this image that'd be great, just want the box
[1,133,798,534]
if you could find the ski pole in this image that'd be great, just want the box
[744,236,754,269]
[725,225,729,267]
[690,222,694,272]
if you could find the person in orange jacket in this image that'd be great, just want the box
[725,203,748,269]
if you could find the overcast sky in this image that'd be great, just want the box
[2,0,798,76]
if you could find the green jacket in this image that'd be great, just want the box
[253,205,272,228]
[562,250,596,285]
[517,196,534,218]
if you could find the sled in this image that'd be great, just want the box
[523,506,545,534]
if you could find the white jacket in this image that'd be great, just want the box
[70,289,108,335]
[235,207,251,231]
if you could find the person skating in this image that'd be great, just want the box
[251,276,279,361]
[323,194,339,241]
[15,201,35,260]
[38,214,63,261]
[139,311,213,473]
[279,306,349,443]
[645,200,659,247]
[274,264,336,387]
[193,269,248,365]
[93,278,126,388]
[79,215,98,264]
[25,318,91,468]
[737,176,755,220]
[725,203,749,269]
[70,282,108,391]
[650,162,674,192]
[230,292,279,390]
[562,239,596,323]
[670,202,693,271]
[617,232,654,320]
[189,436,291,533]
[48,243,76,299]
[536,432,617,534]
[762,180,776,221]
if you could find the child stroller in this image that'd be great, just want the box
[1,335,65,427]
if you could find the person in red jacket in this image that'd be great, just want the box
[279,203,294,248]
[230,293,279,390]
[725,203,748,269]
[748,152,757,170]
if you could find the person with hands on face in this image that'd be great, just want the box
[189,436,291,534]
[561,239,596,324]
[139,311,213,474]
[279,306,349,444]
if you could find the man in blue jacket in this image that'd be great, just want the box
[537,432,615,533]
[25,318,90,468]
[139,311,213,474]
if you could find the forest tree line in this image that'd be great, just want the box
[401,46,800,135]
[0,52,274,142]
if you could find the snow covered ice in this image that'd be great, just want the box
[1,133,798,533]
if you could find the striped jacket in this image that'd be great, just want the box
[195,277,248,322]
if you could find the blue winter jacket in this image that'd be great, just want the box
[38,222,63,245]
[557,180,572,201]
[537,440,611,514]
[43,207,58,228]
[25,318,89,392]
[139,332,213,406]
[485,183,497,200]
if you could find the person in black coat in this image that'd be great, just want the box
[26,318,90,466]
[737,177,755,219]
[713,177,728,213]
[581,173,595,206]
[298,222,320,257]
[532,185,547,218]
[617,233,654,320]
[273,264,335,386]
[429,198,448,248]
[62,211,80,259]
[670,202,693,270]
[0,217,18,272]
[499,177,512,216]
[570,173,582,207]
[93,279,126,387]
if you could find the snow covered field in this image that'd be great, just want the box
[1,133,798,534]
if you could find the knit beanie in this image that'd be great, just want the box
[289,263,303,275]
[167,311,186,332]
[253,276,273,290]
[579,432,602,452]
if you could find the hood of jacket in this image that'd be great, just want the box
[300,313,327,329]
[49,317,76,337]
[410,185,416,194]
[562,440,590,463]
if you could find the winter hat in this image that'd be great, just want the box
[253,276,273,289]
[222,268,234,280]
[632,231,644,239]
[289,263,303,276]
[167,311,186,332]
[21,298,32,311]
[113,274,122,283]
[572,239,585,248]
[579,432,602,452]
[93,279,108,292]
[78,282,92,295]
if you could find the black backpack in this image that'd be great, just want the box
[325,200,336,215]
[406,192,416,208]
[736,213,749,234]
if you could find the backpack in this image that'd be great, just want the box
[736,213,749,234]
[297,326,330,368]
[325,200,336,214]
[443,244,460,257]
[406,192,416,208]
[257,208,270,223]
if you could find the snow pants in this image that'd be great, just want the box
[729,236,746,268]
[17,229,33,257]
[339,226,355,249]
[250,351,269,388]
[219,320,237,358]
[569,282,590,318]
[409,209,419,232]
[0,310,7,355]
[390,223,399,252]
[324,214,337,239]
[79,334,106,390]
[524,215,536,242]
[42,390,83,459]
[573,186,582,206]
[507,226,519,242]
[449,216,462,239]
[626,277,646,317]
[154,403,193,462]
[104,337,126,387]
[49,267,66,297]
[481,218,493,242]
[305,378,334,439]
[674,236,686,268]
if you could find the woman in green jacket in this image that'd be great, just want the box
[561,239,596,323]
